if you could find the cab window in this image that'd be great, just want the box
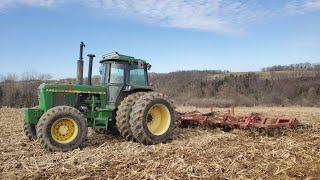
[129,68,146,85]
[109,64,124,84]
[99,65,106,84]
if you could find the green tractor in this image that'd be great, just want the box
[23,42,176,151]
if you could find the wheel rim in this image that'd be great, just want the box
[147,104,171,135]
[51,118,78,144]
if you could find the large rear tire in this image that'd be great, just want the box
[116,92,146,140]
[129,92,176,145]
[36,106,88,152]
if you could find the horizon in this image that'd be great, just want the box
[0,0,319,79]
[1,61,319,82]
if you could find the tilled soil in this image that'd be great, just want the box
[0,107,319,179]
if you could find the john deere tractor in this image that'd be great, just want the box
[23,42,176,151]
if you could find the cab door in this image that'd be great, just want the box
[101,62,126,104]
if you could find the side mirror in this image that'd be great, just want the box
[147,64,152,70]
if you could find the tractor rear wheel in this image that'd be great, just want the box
[36,106,88,152]
[116,92,146,140]
[129,92,176,145]
[23,123,37,141]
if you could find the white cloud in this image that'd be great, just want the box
[305,0,320,9]
[284,0,320,14]
[0,0,60,12]
[0,0,14,10]
[1,0,319,34]
[86,0,277,34]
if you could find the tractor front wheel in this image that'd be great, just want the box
[130,92,176,145]
[23,123,37,141]
[36,106,88,152]
[23,106,38,141]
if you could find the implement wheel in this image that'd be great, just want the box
[130,92,176,145]
[116,92,146,140]
[23,123,37,141]
[36,106,88,152]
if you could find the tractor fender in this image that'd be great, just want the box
[115,86,153,107]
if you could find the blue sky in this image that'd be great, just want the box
[0,0,319,79]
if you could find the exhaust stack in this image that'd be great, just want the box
[77,42,85,85]
[87,54,95,85]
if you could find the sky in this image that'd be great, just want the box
[0,0,319,79]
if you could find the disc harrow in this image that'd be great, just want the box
[177,107,299,129]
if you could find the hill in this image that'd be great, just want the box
[150,70,320,107]
[0,69,320,107]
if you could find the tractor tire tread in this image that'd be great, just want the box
[129,92,176,145]
[116,92,146,140]
[36,106,87,152]
[23,123,37,141]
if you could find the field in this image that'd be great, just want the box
[0,107,320,179]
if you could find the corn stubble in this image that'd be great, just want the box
[0,107,319,179]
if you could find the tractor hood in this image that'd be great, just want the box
[39,83,106,94]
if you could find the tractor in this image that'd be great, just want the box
[23,42,176,151]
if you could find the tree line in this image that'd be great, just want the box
[150,69,320,107]
[1,67,320,108]
[0,72,52,107]
[262,62,320,72]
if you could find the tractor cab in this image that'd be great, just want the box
[99,52,152,104]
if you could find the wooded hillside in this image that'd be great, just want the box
[150,70,320,107]
[1,67,320,107]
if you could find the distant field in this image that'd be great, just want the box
[0,107,319,179]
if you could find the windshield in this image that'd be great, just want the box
[100,62,149,86]
[100,63,125,84]
[110,64,124,83]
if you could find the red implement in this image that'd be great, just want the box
[177,107,298,129]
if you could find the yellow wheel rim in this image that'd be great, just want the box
[147,104,171,135]
[51,118,78,144]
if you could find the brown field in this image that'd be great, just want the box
[0,107,319,179]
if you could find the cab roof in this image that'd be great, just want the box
[100,52,148,64]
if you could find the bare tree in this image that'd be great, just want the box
[315,64,320,78]
[20,71,52,81]
[0,86,3,107]
[1,73,18,83]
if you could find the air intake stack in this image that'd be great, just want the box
[77,42,85,85]
[87,54,95,85]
